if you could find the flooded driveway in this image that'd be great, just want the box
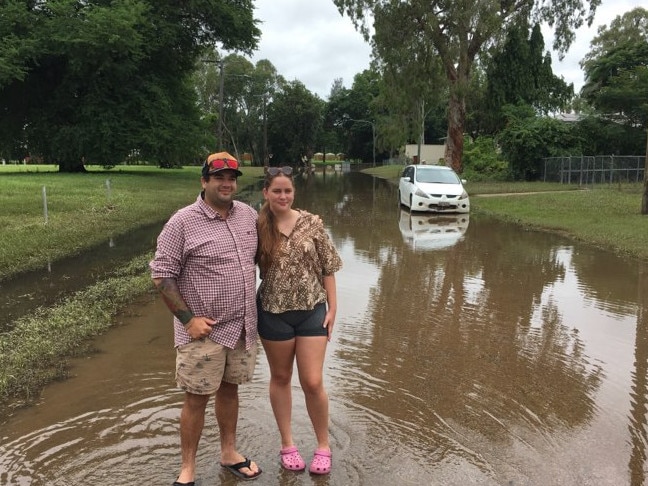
[1,172,646,485]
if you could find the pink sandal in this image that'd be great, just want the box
[280,445,306,471]
[309,448,332,475]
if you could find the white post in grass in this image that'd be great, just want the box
[42,186,48,224]
[105,179,112,203]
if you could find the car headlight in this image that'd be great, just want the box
[458,190,469,200]
[414,188,429,198]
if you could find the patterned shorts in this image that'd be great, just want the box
[175,338,257,395]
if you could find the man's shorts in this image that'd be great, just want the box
[257,302,327,341]
[175,338,257,395]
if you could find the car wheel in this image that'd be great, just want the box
[398,190,404,207]
[409,194,413,210]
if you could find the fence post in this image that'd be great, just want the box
[42,186,48,224]
[638,156,642,183]
[105,179,112,203]
[543,158,547,182]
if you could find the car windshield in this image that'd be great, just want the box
[415,168,460,184]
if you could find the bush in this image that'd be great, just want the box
[462,136,511,181]
[497,114,582,180]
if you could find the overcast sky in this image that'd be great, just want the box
[249,0,645,100]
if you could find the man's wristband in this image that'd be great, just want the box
[178,310,194,327]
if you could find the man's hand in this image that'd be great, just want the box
[153,277,217,338]
[184,316,217,339]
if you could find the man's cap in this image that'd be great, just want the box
[202,152,243,177]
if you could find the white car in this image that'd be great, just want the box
[398,165,470,213]
[398,209,470,251]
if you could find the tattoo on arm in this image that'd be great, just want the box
[155,277,194,326]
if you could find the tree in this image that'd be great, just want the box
[319,80,348,158]
[484,23,573,133]
[580,8,648,214]
[326,70,381,162]
[574,116,646,156]
[0,1,260,172]
[345,70,382,163]
[267,81,323,166]
[496,105,581,180]
[581,7,648,67]
[372,8,446,159]
[334,0,599,173]
[241,59,281,166]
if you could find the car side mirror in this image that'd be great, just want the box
[461,179,467,184]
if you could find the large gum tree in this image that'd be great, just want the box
[333,0,601,173]
[0,0,260,172]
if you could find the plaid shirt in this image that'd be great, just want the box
[150,195,258,349]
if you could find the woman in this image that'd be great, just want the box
[256,166,342,475]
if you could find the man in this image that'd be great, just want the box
[150,152,262,484]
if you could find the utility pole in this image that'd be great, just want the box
[263,94,268,169]
[218,60,224,149]
[371,122,376,167]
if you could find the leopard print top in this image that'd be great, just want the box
[258,210,342,313]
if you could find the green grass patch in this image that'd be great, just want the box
[0,254,154,407]
[466,181,582,195]
[363,164,404,180]
[0,165,265,280]
[472,185,648,261]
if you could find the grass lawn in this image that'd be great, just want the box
[0,164,265,280]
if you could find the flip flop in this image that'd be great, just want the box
[309,448,332,475]
[280,445,306,471]
[220,458,262,481]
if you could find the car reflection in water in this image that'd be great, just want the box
[398,209,470,251]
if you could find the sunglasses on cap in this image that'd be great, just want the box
[266,166,293,176]
[206,157,239,171]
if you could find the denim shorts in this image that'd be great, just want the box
[257,302,327,341]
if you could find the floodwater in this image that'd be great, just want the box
[1,172,647,485]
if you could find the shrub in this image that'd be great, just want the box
[462,136,511,181]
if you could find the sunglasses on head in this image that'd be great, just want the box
[206,158,239,171]
[266,166,293,176]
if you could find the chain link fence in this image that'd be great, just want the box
[543,155,646,185]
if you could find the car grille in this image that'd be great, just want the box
[429,203,458,210]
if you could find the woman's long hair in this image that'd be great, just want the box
[256,172,293,277]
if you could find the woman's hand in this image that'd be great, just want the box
[323,309,336,341]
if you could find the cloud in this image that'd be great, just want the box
[250,0,644,99]
[547,0,646,93]
[250,0,372,99]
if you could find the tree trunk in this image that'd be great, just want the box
[445,91,465,173]
[58,158,87,173]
